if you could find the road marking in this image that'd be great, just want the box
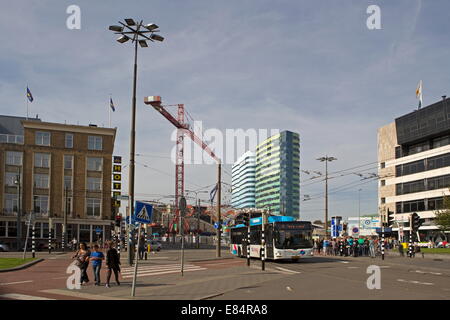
[340,261,350,264]
[0,293,55,300]
[347,267,359,269]
[397,279,434,286]
[275,267,301,274]
[202,261,243,267]
[414,270,442,275]
[120,263,206,278]
[379,266,391,269]
[0,280,34,286]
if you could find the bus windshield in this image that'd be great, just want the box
[275,229,313,249]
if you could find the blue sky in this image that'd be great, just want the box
[1,0,450,221]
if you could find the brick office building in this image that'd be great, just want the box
[0,115,117,250]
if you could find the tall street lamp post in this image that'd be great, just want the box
[108,19,164,266]
[186,190,209,249]
[317,156,337,238]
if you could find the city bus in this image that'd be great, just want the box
[230,216,314,261]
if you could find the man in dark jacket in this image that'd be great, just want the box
[105,241,121,288]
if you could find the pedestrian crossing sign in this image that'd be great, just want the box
[134,201,153,224]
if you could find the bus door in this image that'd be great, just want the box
[266,224,274,258]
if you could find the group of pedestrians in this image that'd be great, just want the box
[72,241,121,288]
[313,236,399,258]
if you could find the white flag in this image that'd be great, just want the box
[416,80,423,109]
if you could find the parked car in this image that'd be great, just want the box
[0,243,10,252]
[150,240,161,252]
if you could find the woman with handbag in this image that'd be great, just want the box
[72,242,91,285]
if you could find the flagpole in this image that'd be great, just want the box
[109,94,112,128]
[26,85,29,120]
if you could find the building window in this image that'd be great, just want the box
[34,153,50,168]
[65,133,73,148]
[4,194,18,213]
[88,136,102,151]
[34,195,49,214]
[381,180,386,187]
[381,198,386,204]
[8,222,17,237]
[87,177,102,191]
[4,172,19,187]
[34,174,49,189]
[380,162,386,169]
[86,198,101,217]
[87,157,102,171]
[64,176,72,190]
[0,222,6,237]
[6,151,23,165]
[35,131,51,146]
[64,155,73,169]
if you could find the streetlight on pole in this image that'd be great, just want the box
[108,19,164,266]
[358,188,362,235]
[317,156,337,238]
[186,190,209,249]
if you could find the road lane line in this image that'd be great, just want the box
[0,280,34,286]
[0,293,55,300]
[275,267,301,274]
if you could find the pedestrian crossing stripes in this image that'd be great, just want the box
[120,263,206,279]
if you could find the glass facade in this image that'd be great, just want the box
[231,151,256,208]
[255,131,300,218]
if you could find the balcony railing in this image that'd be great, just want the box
[0,134,24,144]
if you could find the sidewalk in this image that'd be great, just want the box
[42,258,286,300]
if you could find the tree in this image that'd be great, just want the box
[435,194,450,241]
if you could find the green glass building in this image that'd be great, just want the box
[255,131,300,218]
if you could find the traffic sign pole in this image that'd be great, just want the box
[131,224,141,297]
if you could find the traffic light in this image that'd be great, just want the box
[387,209,395,227]
[411,212,423,232]
[115,215,122,227]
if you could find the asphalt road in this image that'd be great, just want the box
[1,251,449,300]
[213,255,450,300]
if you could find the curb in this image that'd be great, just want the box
[0,258,44,273]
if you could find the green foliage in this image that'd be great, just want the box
[0,258,36,270]
[435,194,450,232]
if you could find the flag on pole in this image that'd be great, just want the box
[27,87,34,102]
[416,80,423,109]
[210,184,218,204]
[110,98,115,112]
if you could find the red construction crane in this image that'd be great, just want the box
[144,96,222,239]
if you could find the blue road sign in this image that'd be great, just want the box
[214,222,219,229]
[134,201,153,224]
[95,227,102,234]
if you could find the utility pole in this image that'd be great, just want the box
[63,185,68,252]
[317,156,337,238]
[197,198,201,249]
[216,163,222,258]
[15,167,22,251]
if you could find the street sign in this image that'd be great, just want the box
[352,227,359,234]
[116,195,129,201]
[134,201,153,224]
[214,222,219,229]
[95,227,102,235]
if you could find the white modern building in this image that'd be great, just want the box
[231,151,256,209]
[378,97,450,242]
